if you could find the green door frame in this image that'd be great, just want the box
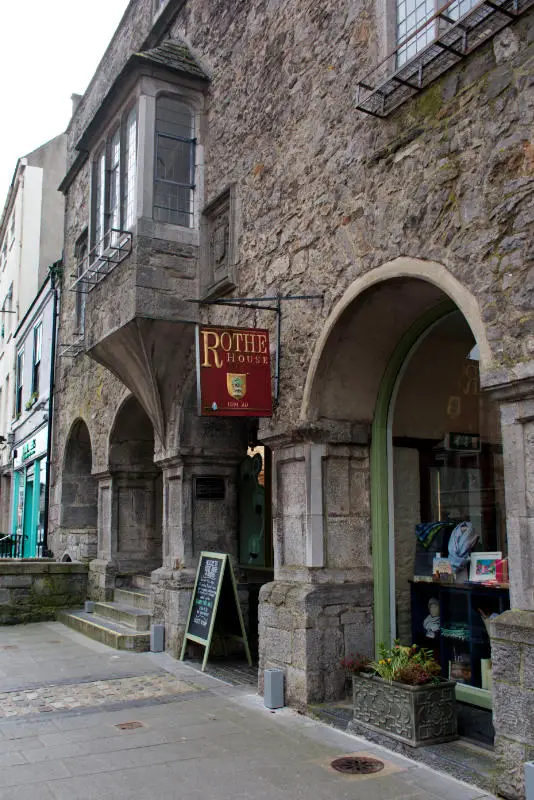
[369,297,493,710]
[370,300,455,651]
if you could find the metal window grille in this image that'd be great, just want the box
[154,97,195,228]
[357,0,531,116]
[68,228,132,298]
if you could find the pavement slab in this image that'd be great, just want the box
[0,621,498,800]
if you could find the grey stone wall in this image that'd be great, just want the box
[258,581,373,706]
[50,0,534,777]
[0,561,88,625]
[491,610,534,799]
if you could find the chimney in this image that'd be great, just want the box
[70,94,82,116]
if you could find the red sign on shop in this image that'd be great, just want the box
[196,325,273,417]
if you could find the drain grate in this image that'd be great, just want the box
[331,756,385,775]
[115,721,144,730]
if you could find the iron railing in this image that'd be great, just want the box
[69,229,132,295]
[0,533,23,559]
[355,0,533,116]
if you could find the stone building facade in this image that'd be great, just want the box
[50,1,534,796]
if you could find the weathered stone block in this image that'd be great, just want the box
[0,575,33,588]
[489,641,521,684]
[494,682,534,744]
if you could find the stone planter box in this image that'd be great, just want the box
[352,673,458,747]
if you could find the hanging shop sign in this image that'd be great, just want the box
[196,325,272,417]
[180,551,251,671]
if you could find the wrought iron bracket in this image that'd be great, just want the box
[189,294,323,403]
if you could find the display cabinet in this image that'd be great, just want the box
[410,581,509,690]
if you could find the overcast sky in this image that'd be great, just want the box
[0,0,129,203]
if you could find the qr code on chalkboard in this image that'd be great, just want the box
[205,559,219,580]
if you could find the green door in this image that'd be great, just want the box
[22,474,35,558]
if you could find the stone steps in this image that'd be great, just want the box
[58,574,153,652]
[114,588,151,611]
[93,601,151,631]
[131,574,151,591]
[57,609,151,651]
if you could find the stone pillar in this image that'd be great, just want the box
[88,472,116,600]
[488,378,534,799]
[113,470,162,574]
[258,432,373,707]
[151,452,243,657]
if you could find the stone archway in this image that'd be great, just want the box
[106,395,163,577]
[60,419,98,562]
[259,263,495,707]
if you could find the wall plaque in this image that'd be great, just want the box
[195,476,225,500]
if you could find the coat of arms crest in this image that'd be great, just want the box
[227,373,247,399]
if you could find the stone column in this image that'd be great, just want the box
[488,378,534,799]
[151,452,243,657]
[112,470,162,574]
[258,430,373,707]
[88,472,116,600]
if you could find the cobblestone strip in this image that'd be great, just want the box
[0,674,202,718]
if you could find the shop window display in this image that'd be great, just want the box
[392,312,509,698]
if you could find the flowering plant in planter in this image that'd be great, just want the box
[344,641,457,747]
[370,641,441,685]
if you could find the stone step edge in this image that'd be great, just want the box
[93,601,151,631]
[113,588,151,611]
[57,610,150,652]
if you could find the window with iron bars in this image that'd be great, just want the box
[153,96,196,228]
[396,0,477,65]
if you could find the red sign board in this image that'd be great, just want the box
[196,325,272,417]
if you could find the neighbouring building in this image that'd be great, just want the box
[10,271,59,558]
[0,135,66,554]
[49,1,533,796]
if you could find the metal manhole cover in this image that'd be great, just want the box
[115,721,144,730]
[331,756,384,774]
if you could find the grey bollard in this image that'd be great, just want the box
[264,668,284,709]
[526,762,534,800]
[84,601,94,613]
[150,624,165,653]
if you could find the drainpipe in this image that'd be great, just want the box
[42,260,60,557]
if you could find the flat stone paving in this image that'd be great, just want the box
[0,622,497,800]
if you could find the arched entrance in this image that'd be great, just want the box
[60,419,98,560]
[293,265,509,737]
[108,396,162,576]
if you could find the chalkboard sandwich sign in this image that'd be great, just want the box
[180,551,252,671]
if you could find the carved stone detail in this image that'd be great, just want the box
[351,674,458,747]
[200,185,238,298]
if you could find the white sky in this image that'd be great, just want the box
[0,0,130,203]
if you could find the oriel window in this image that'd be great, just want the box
[154,97,195,228]
[91,106,137,252]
